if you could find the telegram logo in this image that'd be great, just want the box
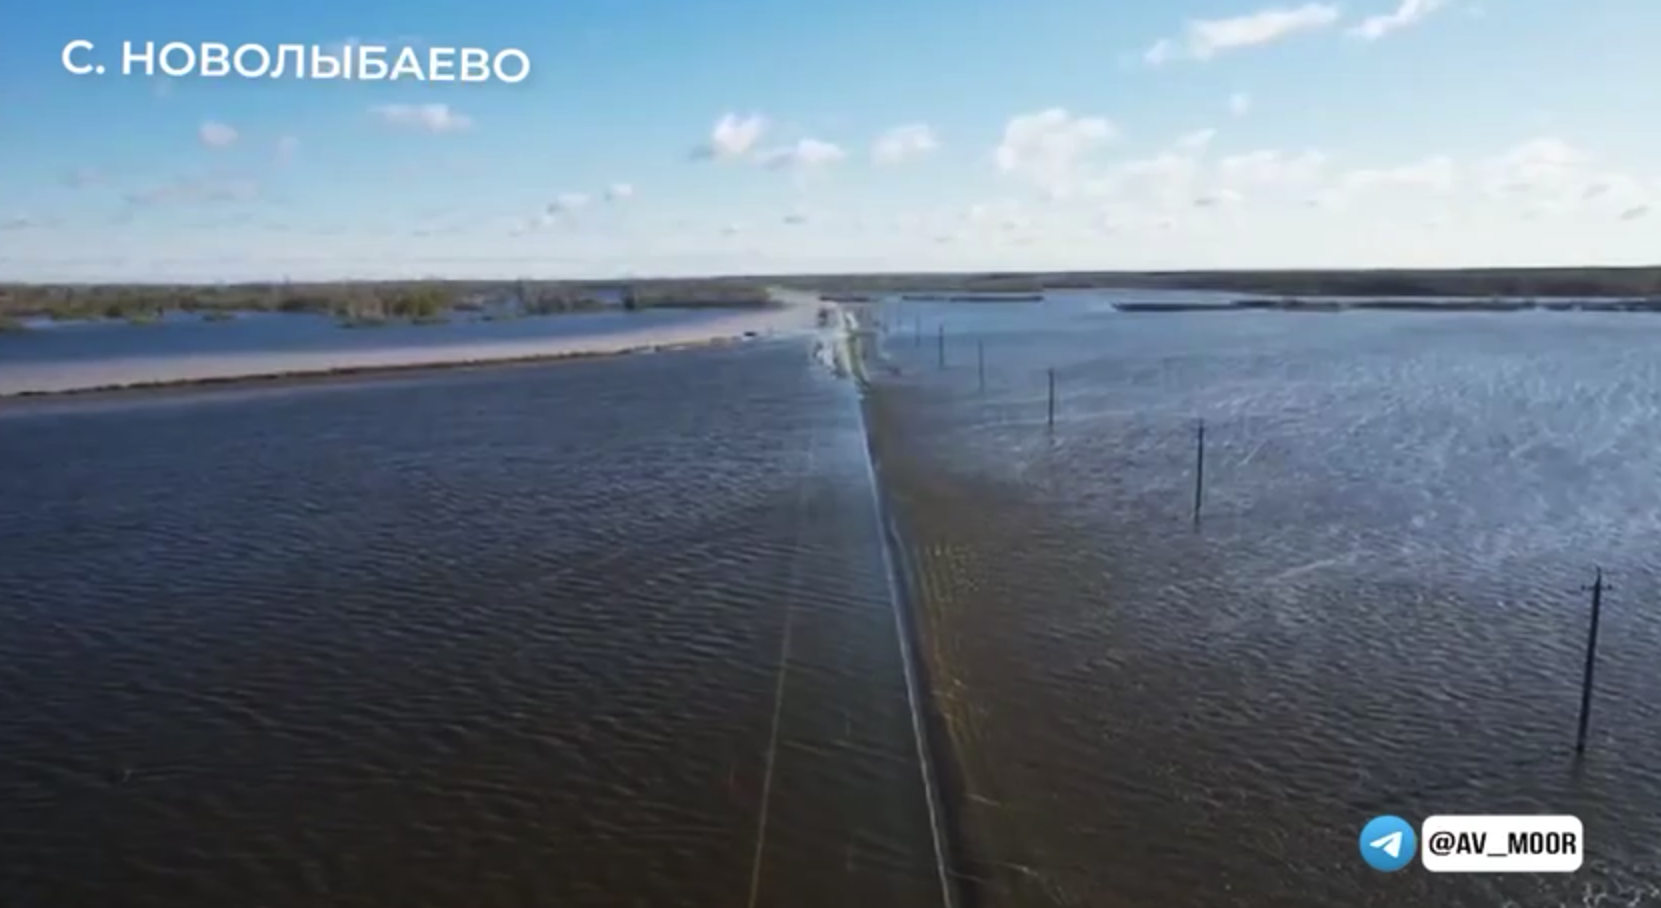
[1359,815,1417,872]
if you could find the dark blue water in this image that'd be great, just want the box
[866,293,1661,908]
[10,290,1658,908]
[0,340,944,908]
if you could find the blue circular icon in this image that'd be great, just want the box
[1359,815,1416,872]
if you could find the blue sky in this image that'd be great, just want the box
[1,0,1657,281]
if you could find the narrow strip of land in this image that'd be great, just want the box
[0,295,821,400]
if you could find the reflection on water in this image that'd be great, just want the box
[868,293,1661,907]
[0,343,942,908]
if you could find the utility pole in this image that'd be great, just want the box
[1575,567,1609,754]
[1192,419,1207,527]
[1046,368,1056,430]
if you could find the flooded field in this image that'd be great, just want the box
[7,289,1661,908]
[867,294,1661,907]
[0,341,942,908]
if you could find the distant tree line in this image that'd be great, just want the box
[774,267,1661,298]
[5,268,1660,329]
[0,279,778,324]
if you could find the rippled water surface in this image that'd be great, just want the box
[0,342,942,908]
[867,294,1661,907]
[9,293,1661,908]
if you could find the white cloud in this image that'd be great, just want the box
[994,108,1116,197]
[604,183,635,202]
[693,113,767,161]
[759,138,847,169]
[1175,129,1218,153]
[1093,129,1225,204]
[872,123,940,164]
[1349,0,1451,40]
[1578,173,1648,209]
[1194,189,1245,208]
[1477,137,1591,202]
[370,103,473,133]
[276,135,300,164]
[1229,92,1253,117]
[546,192,590,214]
[1144,4,1341,64]
[1110,153,1201,208]
[962,199,1031,237]
[1219,149,1328,186]
[1340,155,1458,194]
[199,121,238,149]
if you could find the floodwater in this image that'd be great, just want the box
[0,341,943,908]
[0,306,810,395]
[7,290,1661,908]
[867,293,1661,907]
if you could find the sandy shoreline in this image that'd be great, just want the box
[0,294,824,402]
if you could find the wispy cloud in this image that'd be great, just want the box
[545,192,590,214]
[1477,137,1589,201]
[1194,189,1245,208]
[1219,149,1329,186]
[604,183,635,202]
[1175,128,1218,153]
[759,138,846,170]
[1349,0,1451,40]
[1144,4,1340,64]
[1229,92,1253,117]
[872,124,940,164]
[1340,155,1459,194]
[276,136,300,165]
[370,103,473,133]
[126,175,260,206]
[198,121,238,149]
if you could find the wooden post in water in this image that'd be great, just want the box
[977,340,986,392]
[1192,419,1207,527]
[937,324,946,369]
[1575,567,1609,754]
[1046,368,1056,430]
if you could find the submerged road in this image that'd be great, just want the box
[0,339,947,908]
